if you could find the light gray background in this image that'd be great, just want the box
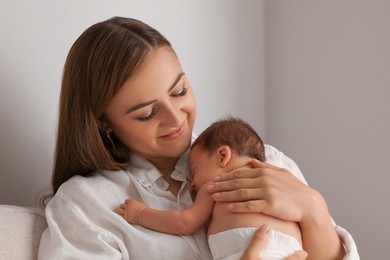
[0,0,388,258]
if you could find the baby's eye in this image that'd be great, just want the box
[138,108,157,121]
[170,85,188,97]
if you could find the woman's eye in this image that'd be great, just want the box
[171,85,188,97]
[138,108,157,121]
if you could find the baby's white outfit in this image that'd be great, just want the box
[208,228,302,260]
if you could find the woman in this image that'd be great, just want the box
[38,17,357,259]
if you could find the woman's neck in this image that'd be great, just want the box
[149,157,178,177]
[148,156,182,196]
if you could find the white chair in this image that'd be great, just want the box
[0,205,47,260]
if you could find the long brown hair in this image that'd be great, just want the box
[52,17,173,194]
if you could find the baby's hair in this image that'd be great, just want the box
[192,116,265,161]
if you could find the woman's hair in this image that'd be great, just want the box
[192,116,266,162]
[52,17,173,194]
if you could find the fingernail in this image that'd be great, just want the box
[226,204,234,210]
[259,224,269,234]
[211,193,221,200]
[253,158,264,164]
[206,184,215,192]
[214,176,221,181]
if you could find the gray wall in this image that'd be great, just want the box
[1,0,388,258]
[265,1,390,259]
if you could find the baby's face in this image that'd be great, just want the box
[189,145,222,192]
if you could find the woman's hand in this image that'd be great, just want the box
[241,224,308,260]
[206,159,327,224]
[208,159,346,259]
[115,199,147,224]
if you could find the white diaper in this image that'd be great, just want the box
[208,227,302,260]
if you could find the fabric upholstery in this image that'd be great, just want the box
[0,205,47,260]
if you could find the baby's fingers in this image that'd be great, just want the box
[115,207,124,216]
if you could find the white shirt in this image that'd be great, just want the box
[38,144,359,259]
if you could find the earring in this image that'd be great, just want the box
[105,130,111,139]
[105,130,116,149]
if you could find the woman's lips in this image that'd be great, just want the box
[159,123,185,140]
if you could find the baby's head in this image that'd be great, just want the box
[192,116,265,161]
[189,116,265,191]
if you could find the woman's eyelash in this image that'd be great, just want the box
[171,86,188,97]
[137,85,187,122]
[138,107,157,121]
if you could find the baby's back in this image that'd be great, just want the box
[207,201,302,246]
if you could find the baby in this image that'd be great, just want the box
[116,117,303,259]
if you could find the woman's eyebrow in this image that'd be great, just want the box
[124,72,186,115]
[168,72,185,91]
[125,100,157,115]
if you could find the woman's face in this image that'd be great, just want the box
[104,47,196,162]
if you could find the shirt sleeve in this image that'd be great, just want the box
[265,144,360,260]
[38,192,126,260]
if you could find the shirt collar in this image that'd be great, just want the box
[173,149,192,181]
[128,149,192,188]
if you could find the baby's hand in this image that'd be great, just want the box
[115,199,147,225]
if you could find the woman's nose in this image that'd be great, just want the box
[162,102,182,125]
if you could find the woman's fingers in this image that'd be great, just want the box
[213,165,265,183]
[209,187,266,203]
[207,159,318,222]
[240,224,307,260]
[285,250,308,260]
[250,159,264,169]
[250,159,286,171]
[240,225,270,260]
[208,162,288,194]
[225,200,267,213]
[207,179,263,194]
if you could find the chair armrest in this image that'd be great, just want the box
[0,205,47,260]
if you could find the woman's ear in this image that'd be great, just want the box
[217,145,232,168]
[98,118,112,133]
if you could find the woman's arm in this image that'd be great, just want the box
[116,185,214,235]
[39,194,125,259]
[207,160,346,260]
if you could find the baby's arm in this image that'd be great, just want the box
[116,185,214,235]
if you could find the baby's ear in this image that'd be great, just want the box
[217,146,232,167]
